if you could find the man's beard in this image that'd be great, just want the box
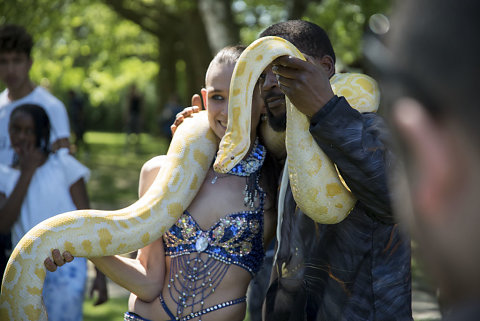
[266,105,286,132]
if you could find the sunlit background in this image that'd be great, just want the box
[0,1,441,320]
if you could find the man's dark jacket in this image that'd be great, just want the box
[265,96,412,321]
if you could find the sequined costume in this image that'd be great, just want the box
[161,188,265,319]
[126,139,268,321]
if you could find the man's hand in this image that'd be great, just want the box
[272,55,334,117]
[44,249,73,272]
[51,138,70,152]
[170,94,202,136]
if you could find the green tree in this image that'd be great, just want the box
[1,0,393,132]
[1,0,159,131]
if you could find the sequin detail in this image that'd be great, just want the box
[227,138,266,177]
[163,204,265,275]
[162,143,266,320]
[162,205,265,320]
[159,294,246,321]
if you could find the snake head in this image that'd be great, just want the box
[213,36,304,173]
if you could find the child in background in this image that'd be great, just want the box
[0,104,107,321]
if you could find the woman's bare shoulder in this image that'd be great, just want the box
[141,155,167,174]
[139,155,167,197]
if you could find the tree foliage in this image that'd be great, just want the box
[0,0,392,133]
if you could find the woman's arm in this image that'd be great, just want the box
[46,155,167,302]
[89,241,164,302]
[93,156,167,300]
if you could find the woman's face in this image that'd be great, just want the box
[202,62,265,140]
[8,110,36,154]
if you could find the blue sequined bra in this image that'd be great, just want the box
[160,140,267,320]
[163,192,266,276]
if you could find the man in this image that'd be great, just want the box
[0,24,71,164]
[260,20,412,320]
[379,0,480,319]
[0,23,71,277]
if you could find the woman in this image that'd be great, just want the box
[46,45,278,321]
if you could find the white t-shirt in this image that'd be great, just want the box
[0,87,70,165]
[0,151,89,246]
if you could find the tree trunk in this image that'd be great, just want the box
[287,0,311,20]
[157,37,178,113]
[180,7,215,103]
[198,0,240,52]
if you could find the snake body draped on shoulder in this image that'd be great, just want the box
[214,36,379,223]
[0,36,379,320]
[0,111,218,320]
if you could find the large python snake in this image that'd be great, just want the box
[215,36,379,223]
[0,36,378,320]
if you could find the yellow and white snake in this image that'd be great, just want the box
[0,36,378,320]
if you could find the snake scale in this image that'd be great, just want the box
[0,36,378,320]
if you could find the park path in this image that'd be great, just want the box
[87,261,442,321]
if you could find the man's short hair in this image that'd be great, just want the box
[259,20,336,63]
[0,24,33,56]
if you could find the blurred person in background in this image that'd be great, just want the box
[125,84,143,152]
[0,104,108,321]
[67,89,88,154]
[0,23,71,277]
[371,0,480,319]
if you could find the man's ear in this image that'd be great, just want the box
[319,55,335,78]
[201,88,208,110]
[393,98,458,223]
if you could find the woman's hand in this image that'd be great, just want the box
[44,249,109,305]
[170,94,202,136]
[44,249,74,272]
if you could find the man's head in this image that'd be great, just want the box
[258,20,335,131]
[385,0,480,302]
[260,20,335,62]
[0,24,33,57]
[0,24,34,92]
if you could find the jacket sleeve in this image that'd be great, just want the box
[309,95,395,224]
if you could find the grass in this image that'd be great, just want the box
[84,297,129,321]
[76,131,168,320]
[79,131,170,210]
[84,297,251,321]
